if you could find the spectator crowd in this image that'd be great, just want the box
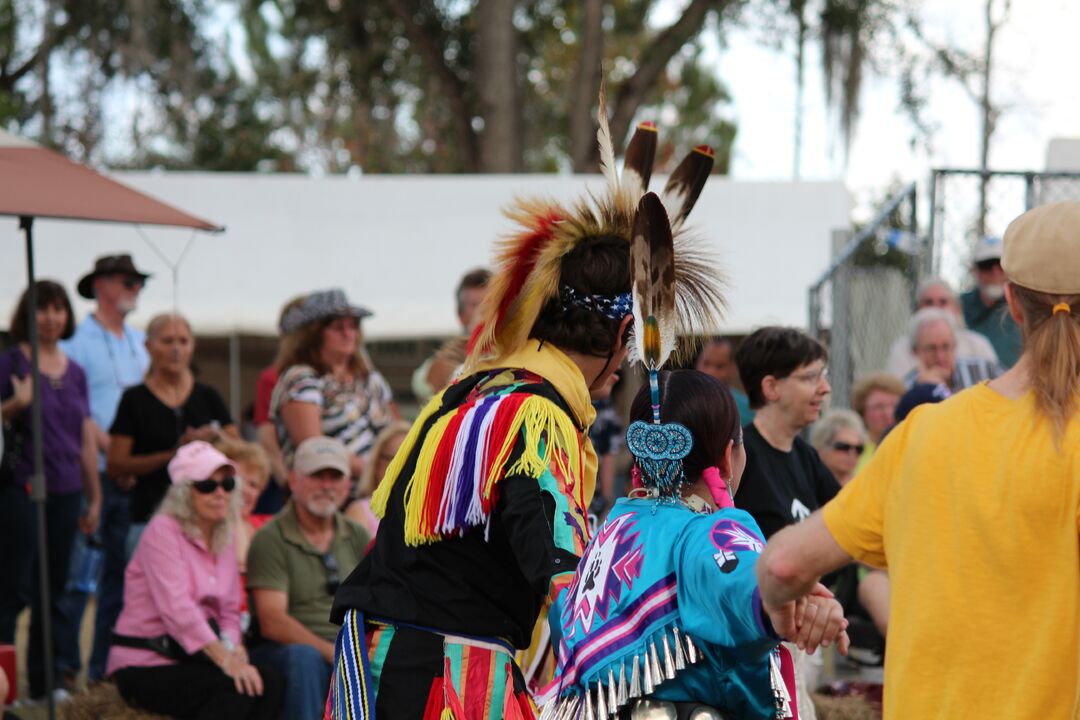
[0,214,1066,720]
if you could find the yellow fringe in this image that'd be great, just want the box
[399,395,582,547]
[371,387,449,518]
[440,708,455,720]
[401,410,458,544]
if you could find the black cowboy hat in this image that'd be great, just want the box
[77,254,152,299]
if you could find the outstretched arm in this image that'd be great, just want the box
[757,512,852,635]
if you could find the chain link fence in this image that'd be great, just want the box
[810,168,1080,410]
[928,169,1080,289]
[808,184,921,409]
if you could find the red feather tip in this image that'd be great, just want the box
[492,210,562,334]
[637,121,658,131]
[693,145,715,158]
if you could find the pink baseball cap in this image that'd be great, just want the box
[168,441,236,485]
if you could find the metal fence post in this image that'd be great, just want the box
[830,261,851,409]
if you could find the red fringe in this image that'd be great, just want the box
[478,394,529,515]
[424,406,470,529]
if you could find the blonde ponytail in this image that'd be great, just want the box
[1012,285,1080,439]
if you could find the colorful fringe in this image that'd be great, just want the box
[372,383,584,547]
[328,610,376,720]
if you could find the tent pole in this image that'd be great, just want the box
[21,215,56,720]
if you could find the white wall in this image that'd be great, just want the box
[1,172,850,337]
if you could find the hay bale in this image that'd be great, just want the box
[812,692,880,720]
[61,683,171,720]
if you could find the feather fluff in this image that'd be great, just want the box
[596,81,620,198]
[660,145,714,232]
[630,193,677,371]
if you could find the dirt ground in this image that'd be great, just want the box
[7,597,95,720]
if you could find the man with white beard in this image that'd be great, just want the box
[246,436,369,720]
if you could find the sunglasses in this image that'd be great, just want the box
[321,552,340,596]
[975,259,1000,272]
[830,442,865,455]
[191,477,237,494]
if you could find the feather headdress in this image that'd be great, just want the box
[464,83,725,374]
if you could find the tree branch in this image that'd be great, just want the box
[608,0,727,151]
[383,0,479,171]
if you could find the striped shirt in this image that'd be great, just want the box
[904,356,1001,391]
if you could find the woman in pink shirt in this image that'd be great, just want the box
[107,441,283,719]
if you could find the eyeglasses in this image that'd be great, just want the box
[918,297,951,308]
[791,367,828,385]
[830,442,865,455]
[191,477,237,494]
[321,552,340,596]
[975,259,1001,272]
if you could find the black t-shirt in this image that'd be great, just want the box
[734,422,840,539]
[331,372,581,649]
[110,382,232,522]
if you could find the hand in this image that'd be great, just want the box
[915,359,950,386]
[793,584,849,655]
[11,373,33,411]
[113,475,137,491]
[222,652,263,697]
[79,498,101,536]
[180,425,220,445]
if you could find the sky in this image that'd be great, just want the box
[694,0,1080,205]
[85,0,1080,212]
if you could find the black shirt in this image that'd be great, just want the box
[734,422,840,539]
[110,382,232,522]
[331,372,581,649]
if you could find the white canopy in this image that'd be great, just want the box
[1,172,851,337]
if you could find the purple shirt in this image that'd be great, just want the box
[0,347,89,495]
[107,512,242,674]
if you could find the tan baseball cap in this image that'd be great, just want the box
[1002,201,1080,294]
[293,436,350,477]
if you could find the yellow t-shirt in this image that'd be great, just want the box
[823,383,1080,719]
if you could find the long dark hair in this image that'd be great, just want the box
[9,280,76,343]
[629,369,742,481]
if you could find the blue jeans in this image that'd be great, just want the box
[57,478,132,680]
[250,642,332,720]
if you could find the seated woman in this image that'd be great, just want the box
[543,371,848,720]
[214,437,273,572]
[106,441,283,720]
[810,409,868,487]
[343,420,410,538]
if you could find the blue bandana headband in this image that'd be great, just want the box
[560,285,633,320]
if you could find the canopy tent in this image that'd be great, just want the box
[0,129,220,718]
[1,172,852,338]
[0,130,218,229]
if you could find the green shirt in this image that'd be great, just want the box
[960,288,1022,369]
[246,501,369,642]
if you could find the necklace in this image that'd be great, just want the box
[627,487,714,514]
[95,315,142,391]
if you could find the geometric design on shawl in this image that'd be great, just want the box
[562,513,643,639]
